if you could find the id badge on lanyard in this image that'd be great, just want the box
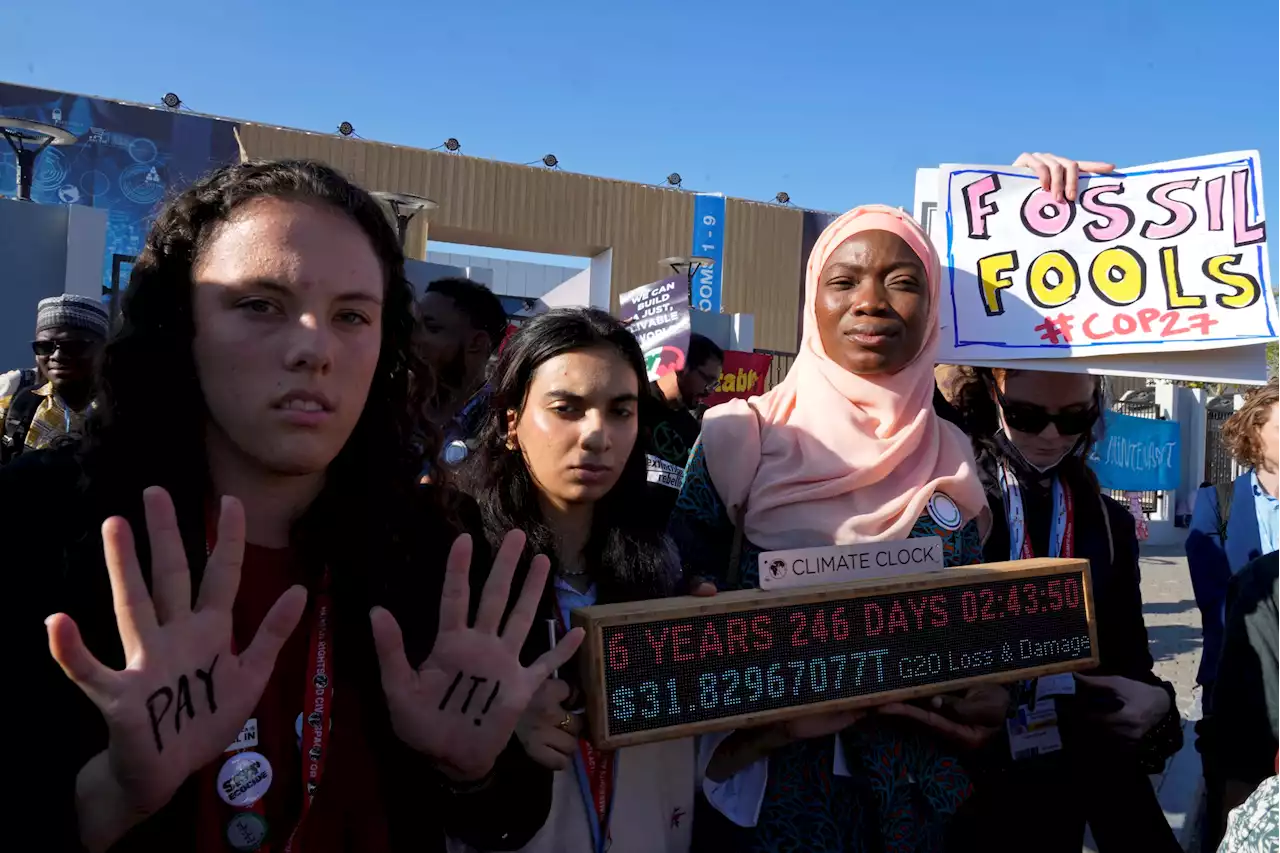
[997,465,1075,761]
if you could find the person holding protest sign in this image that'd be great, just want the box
[948,366,1183,853]
[669,204,999,853]
[0,160,581,852]
[455,307,697,853]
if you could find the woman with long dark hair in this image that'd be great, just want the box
[948,366,1183,853]
[1,160,579,852]
[454,308,695,853]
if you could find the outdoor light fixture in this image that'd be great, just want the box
[542,154,559,168]
[162,93,182,109]
[0,116,78,201]
[666,173,682,188]
[371,190,438,249]
[660,255,713,284]
[338,121,355,137]
[444,138,460,152]
[775,191,791,205]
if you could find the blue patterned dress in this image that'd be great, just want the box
[671,441,982,853]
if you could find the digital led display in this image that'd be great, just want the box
[572,559,1097,748]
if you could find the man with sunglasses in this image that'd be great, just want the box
[0,294,108,465]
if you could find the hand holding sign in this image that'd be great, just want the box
[1013,152,1116,202]
[877,684,1011,749]
[46,490,307,850]
[370,530,584,782]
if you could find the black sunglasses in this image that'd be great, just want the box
[32,339,95,358]
[995,386,1098,436]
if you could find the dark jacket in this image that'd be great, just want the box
[952,450,1185,853]
[1,446,550,852]
[977,451,1179,719]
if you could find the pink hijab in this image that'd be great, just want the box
[700,205,985,551]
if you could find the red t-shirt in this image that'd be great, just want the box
[194,545,391,852]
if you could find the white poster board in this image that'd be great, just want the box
[920,152,1275,384]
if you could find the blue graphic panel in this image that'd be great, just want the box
[0,83,240,296]
[1088,410,1181,492]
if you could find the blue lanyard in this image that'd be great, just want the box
[571,747,618,853]
[999,462,1069,560]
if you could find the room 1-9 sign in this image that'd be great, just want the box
[571,558,1097,749]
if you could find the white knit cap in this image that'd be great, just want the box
[35,294,109,338]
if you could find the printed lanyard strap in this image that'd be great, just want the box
[552,588,615,853]
[573,740,617,853]
[282,569,333,853]
[208,525,334,853]
[999,462,1074,560]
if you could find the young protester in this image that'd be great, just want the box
[454,307,696,853]
[669,205,1004,853]
[647,333,724,470]
[417,277,510,469]
[1187,379,1278,845]
[0,293,109,464]
[1207,549,1279,847]
[0,160,580,852]
[641,333,725,522]
[948,366,1183,853]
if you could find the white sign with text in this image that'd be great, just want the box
[758,537,945,591]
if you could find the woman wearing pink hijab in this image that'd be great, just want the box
[670,205,1002,852]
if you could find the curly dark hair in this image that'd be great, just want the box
[951,365,1105,487]
[1223,378,1278,470]
[458,308,675,603]
[83,159,441,580]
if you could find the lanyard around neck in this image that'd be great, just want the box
[998,461,1074,561]
[206,526,334,853]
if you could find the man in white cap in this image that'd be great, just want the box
[0,294,109,464]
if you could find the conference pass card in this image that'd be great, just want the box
[570,558,1099,749]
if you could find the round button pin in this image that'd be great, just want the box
[443,440,469,465]
[217,751,273,808]
[927,493,963,531]
[225,812,269,851]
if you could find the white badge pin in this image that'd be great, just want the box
[217,751,273,808]
[226,718,259,753]
[225,812,269,852]
[927,493,963,532]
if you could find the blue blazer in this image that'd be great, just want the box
[1186,473,1265,690]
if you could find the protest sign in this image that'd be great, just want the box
[936,152,1274,366]
[619,277,692,381]
[704,350,772,406]
[1087,410,1181,492]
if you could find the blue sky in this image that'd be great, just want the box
[5,0,1277,273]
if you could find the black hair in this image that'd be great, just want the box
[84,158,442,584]
[459,307,675,603]
[425,277,509,354]
[686,333,724,371]
[952,366,1104,489]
